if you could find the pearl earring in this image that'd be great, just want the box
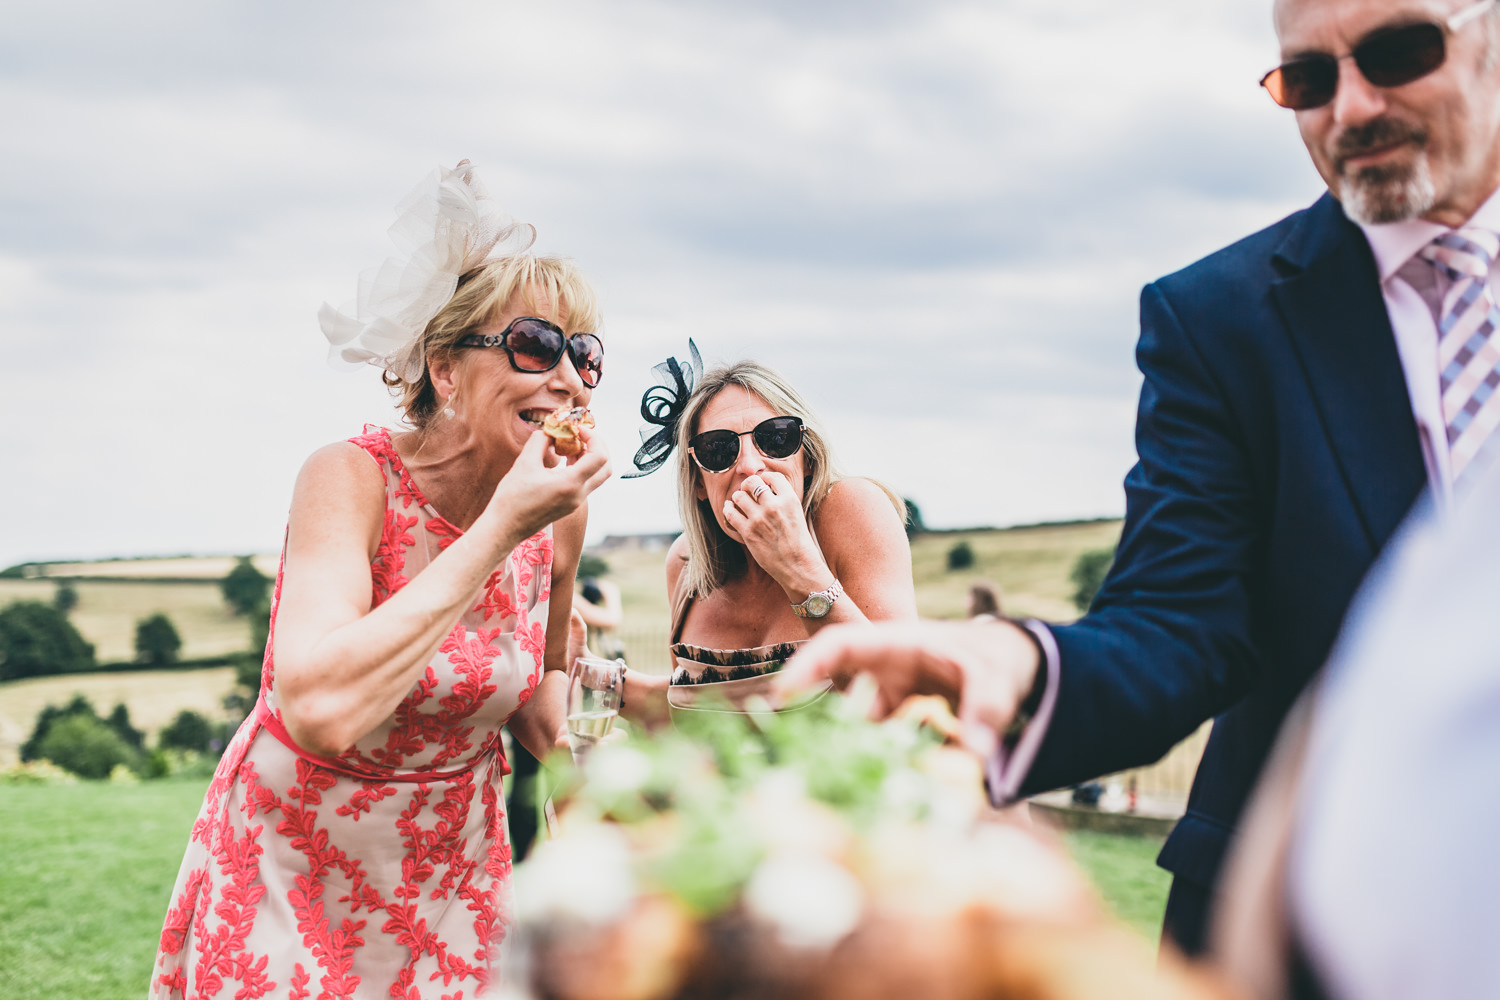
[442,388,457,420]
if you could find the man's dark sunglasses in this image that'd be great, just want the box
[457,317,604,387]
[689,416,804,473]
[1260,0,1494,110]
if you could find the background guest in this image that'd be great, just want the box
[967,581,1003,620]
[575,572,626,660]
[619,356,917,720]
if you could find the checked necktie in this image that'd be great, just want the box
[1420,228,1500,484]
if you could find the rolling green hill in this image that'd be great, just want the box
[0,521,1123,765]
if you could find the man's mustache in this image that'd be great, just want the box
[1333,118,1429,172]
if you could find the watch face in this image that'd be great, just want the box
[804,593,832,618]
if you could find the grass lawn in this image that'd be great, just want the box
[1063,829,1170,940]
[0,779,1168,998]
[0,779,206,1000]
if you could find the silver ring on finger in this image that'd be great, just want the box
[752,483,770,499]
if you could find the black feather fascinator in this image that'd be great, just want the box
[622,339,704,478]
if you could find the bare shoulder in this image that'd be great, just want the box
[814,478,915,619]
[297,440,385,495]
[287,441,387,554]
[814,478,906,531]
[813,478,909,564]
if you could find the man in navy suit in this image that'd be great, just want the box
[781,0,1500,956]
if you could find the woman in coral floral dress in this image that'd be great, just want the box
[151,163,611,1000]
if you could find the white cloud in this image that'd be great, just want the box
[0,0,1328,567]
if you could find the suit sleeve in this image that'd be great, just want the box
[1018,280,1263,795]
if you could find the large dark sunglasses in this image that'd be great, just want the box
[457,317,604,387]
[689,416,804,473]
[1261,0,1494,110]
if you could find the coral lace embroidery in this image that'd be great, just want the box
[150,426,552,1000]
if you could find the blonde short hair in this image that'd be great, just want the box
[674,360,903,600]
[384,255,601,428]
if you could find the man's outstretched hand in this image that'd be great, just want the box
[774,619,1043,759]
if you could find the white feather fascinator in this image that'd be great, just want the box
[318,160,536,383]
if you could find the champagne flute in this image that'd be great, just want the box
[567,655,624,766]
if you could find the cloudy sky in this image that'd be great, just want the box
[1,0,1327,569]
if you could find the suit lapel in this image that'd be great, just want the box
[1272,195,1427,550]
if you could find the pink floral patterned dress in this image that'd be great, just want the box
[151,426,554,1000]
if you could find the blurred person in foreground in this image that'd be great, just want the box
[614,347,916,720]
[150,162,611,998]
[1212,458,1500,1000]
[781,0,1500,956]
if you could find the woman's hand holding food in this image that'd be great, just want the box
[723,470,835,600]
[483,425,611,549]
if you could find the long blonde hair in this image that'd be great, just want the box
[384,255,601,428]
[674,361,902,601]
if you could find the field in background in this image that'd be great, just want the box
[12,554,280,581]
[601,519,1123,676]
[4,523,1222,801]
[590,538,679,635]
[0,579,256,663]
[0,668,239,766]
[2,519,1123,669]
[909,521,1121,621]
[0,563,264,765]
[600,519,1122,630]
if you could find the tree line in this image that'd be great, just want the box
[0,556,270,682]
[3,557,274,781]
[20,694,231,781]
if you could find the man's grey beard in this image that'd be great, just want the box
[1340,152,1437,225]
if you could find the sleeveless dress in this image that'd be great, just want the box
[665,593,831,715]
[150,426,553,1000]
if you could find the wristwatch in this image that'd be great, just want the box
[791,578,844,619]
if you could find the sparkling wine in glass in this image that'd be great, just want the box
[567,655,623,766]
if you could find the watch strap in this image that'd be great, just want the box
[791,578,844,618]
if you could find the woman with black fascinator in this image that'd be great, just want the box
[616,345,917,721]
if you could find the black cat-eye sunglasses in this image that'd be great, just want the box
[689,416,805,473]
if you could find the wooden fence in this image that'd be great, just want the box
[617,628,674,678]
[1109,722,1209,805]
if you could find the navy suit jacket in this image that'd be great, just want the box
[1021,193,1428,903]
